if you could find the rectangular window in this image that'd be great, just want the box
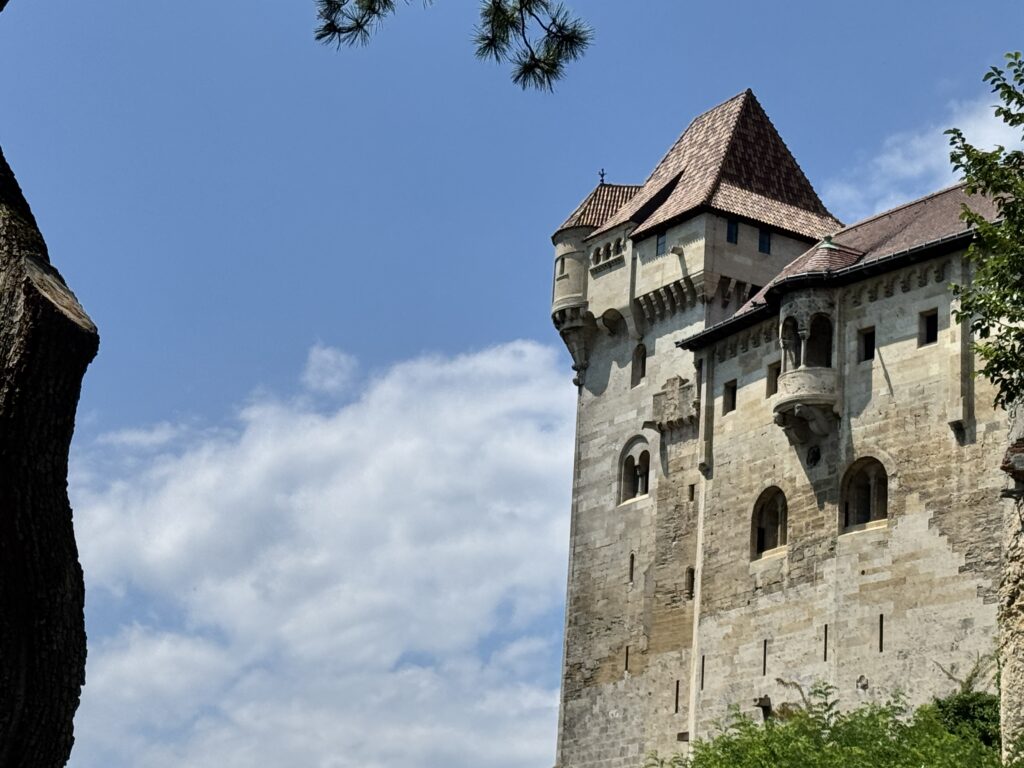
[723,380,737,414]
[758,227,772,254]
[726,218,739,244]
[557,257,566,276]
[766,361,781,396]
[919,308,938,346]
[858,327,875,362]
[656,232,667,256]
[688,483,696,501]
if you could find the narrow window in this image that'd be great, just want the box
[879,614,885,653]
[806,315,833,368]
[628,553,635,583]
[684,566,695,599]
[824,624,829,662]
[766,361,781,397]
[752,487,787,559]
[592,248,601,266]
[635,452,650,496]
[557,257,566,276]
[781,317,801,371]
[631,344,647,388]
[723,380,737,414]
[919,308,938,346]
[758,227,772,254]
[656,232,667,256]
[700,655,705,690]
[858,327,875,362]
[614,238,622,254]
[625,645,630,671]
[688,483,696,501]
[674,680,680,713]
[726,218,739,244]
[841,458,889,530]
[694,359,703,395]
[762,639,768,676]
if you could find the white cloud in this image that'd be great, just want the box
[69,340,576,768]
[96,421,184,449]
[823,95,1023,224]
[302,344,359,396]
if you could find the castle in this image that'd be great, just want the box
[549,90,1006,767]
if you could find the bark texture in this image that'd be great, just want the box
[1002,411,1024,757]
[0,146,98,766]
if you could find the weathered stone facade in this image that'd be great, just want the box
[550,92,1007,768]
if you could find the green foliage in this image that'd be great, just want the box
[645,683,1023,768]
[947,51,1024,408]
[928,690,1001,749]
[315,0,591,90]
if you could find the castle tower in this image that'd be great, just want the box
[551,91,1007,768]
[550,90,840,767]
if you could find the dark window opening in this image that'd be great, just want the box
[842,458,889,530]
[762,639,768,676]
[674,680,680,714]
[806,315,833,368]
[628,553,635,583]
[758,228,772,254]
[688,483,696,501]
[726,218,739,244]
[700,655,705,690]
[723,380,737,414]
[622,450,651,502]
[625,645,630,671]
[752,487,788,558]
[656,232,667,256]
[919,308,938,346]
[781,317,801,371]
[766,361,781,397]
[858,327,876,362]
[684,566,696,599]
[879,614,885,653]
[824,624,829,662]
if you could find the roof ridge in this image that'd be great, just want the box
[832,181,968,236]
[703,90,753,207]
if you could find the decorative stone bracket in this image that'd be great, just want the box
[772,367,839,445]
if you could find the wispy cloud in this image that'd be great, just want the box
[823,95,1023,224]
[301,344,359,396]
[70,341,576,768]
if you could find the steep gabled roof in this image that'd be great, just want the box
[554,183,643,237]
[677,183,999,350]
[587,90,841,242]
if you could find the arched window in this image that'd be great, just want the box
[841,458,889,530]
[631,343,647,387]
[805,315,833,368]
[592,248,601,266]
[614,238,623,254]
[781,317,801,372]
[620,443,651,503]
[603,243,612,261]
[751,487,788,558]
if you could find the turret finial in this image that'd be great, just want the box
[598,168,606,184]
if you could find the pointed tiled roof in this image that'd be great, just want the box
[587,90,841,242]
[554,183,643,236]
[677,183,999,349]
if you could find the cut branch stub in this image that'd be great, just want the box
[0,145,98,767]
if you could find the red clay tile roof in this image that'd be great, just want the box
[583,90,840,242]
[554,183,643,236]
[678,183,998,349]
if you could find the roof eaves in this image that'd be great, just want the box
[675,227,976,351]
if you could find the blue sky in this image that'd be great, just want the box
[0,1,1022,766]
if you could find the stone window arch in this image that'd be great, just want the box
[631,343,647,387]
[841,457,889,530]
[620,440,651,503]
[614,238,623,254]
[805,314,833,368]
[751,487,788,558]
[781,317,801,371]
[603,243,612,261]
[592,248,601,266]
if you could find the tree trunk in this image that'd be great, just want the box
[1003,410,1024,756]
[0,146,98,766]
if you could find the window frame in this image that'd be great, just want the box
[758,227,772,255]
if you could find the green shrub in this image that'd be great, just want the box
[644,684,1020,768]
